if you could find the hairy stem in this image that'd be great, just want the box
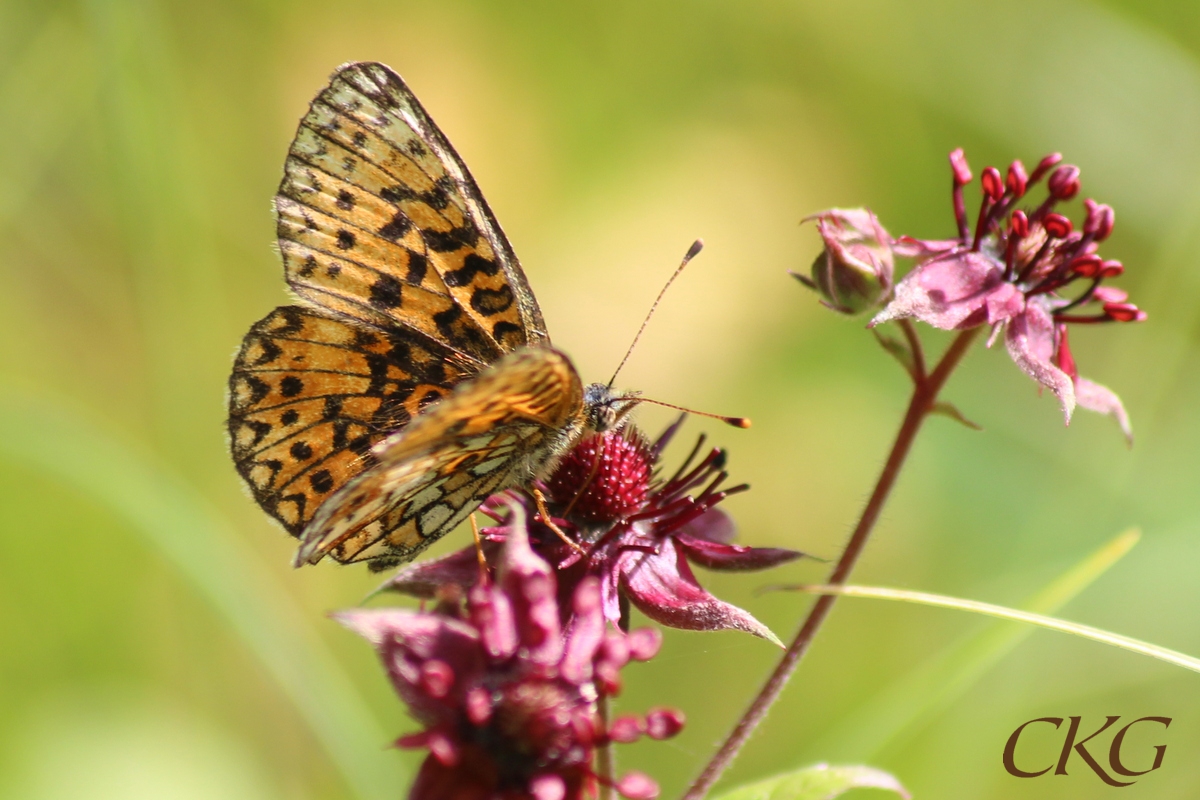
[681,326,980,799]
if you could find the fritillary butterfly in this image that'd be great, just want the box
[228,62,635,571]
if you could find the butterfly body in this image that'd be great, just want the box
[229,62,634,570]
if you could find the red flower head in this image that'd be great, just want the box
[384,419,803,644]
[868,149,1144,442]
[337,504,679,800]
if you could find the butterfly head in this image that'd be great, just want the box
[583,383,642,433]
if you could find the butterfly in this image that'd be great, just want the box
[227,62,638,571]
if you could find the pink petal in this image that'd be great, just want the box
[468,580,519,661]
[333,610,484,725]
[561,577,605,684]
[871,250,1006,330]
[619,538,781,645]
[497,502,563,665]
[1075,376,1133,445]
[677,506,736,544]
[379,547,484,598]
[891,235,959,259]
[675,532,804,572]
[1005,302,1076,424]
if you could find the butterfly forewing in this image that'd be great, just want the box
[278,61,546,359]
[295,348,584,568]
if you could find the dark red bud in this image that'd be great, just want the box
[644,708,686,740]
[1099,259,1125,278]
[1030,152,1063,182]
[1043,213,1073,238]
[1104,302,1144,322]
[1010,209,1029,237]
[1083,199,1115,240]
[981,167,1004,201]
[1068,254,1103,276]
[949,147,972,186]
[1006,160,1028,197]
[1048,165,1081,200]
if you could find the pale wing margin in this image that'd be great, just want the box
[295,347,584,568]
[342,62,549,347]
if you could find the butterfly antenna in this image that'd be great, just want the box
[607,239,705,388]
[637,397,751,429]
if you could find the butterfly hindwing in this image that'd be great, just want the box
[295,348,585,568]
[228,305,472,534]
[277,61,547,361]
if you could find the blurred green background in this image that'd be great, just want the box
[1,0,1198,798]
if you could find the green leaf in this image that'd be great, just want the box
[871,330,916,379]
[929,400,982,430]
[712,763,909,800]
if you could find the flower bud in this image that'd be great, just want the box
[1043,213,1072,239]
[802,208,895,315]
[981,167,1004,201]
[1030,152,1063,183]
[1048,165,1081,200]
[949,148,973,186]
[1083,199,1115,240]
[1006,160,1028,197]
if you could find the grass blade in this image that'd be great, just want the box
[809,528,1142,758]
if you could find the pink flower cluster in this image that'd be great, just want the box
[344,418,799,799]
[808,148,1144,441]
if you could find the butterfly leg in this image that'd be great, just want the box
[469,513,489,573]
[531,486,586,555]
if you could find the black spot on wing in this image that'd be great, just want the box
[369,275,403,309]
[251,338,283,366]
[470,285,514,316]
[310,470,335,494]
[281,409,300,426]
[378,212,412,242]
[244,376,271,405]
[290,441,314,460]
[405,251,428,285]
[336,229,356,250]
[444,252,500,287]
[422,225,476,254]
[280,376,304,397]
[492,321,523,349]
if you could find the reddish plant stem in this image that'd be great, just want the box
[681,326,980,800]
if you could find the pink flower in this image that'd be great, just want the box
[383,419,803,644]
[870,149,1143,442]
[336,506,678,800]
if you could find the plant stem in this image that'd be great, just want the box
[598,694,616,800]
[681,326,980,800]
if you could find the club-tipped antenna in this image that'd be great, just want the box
[607,239,705,388]
[636,396,751,429]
